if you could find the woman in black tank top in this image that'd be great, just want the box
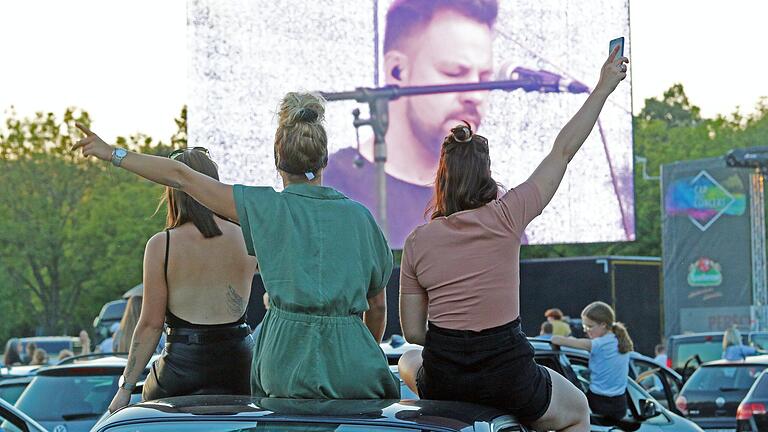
[107,149,255,413]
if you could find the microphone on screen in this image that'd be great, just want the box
[496,63,590,94]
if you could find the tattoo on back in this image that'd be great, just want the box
[226,285,245,316]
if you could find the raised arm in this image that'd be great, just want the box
[72,123,238,222]
[551,335,593,351]
[528,45,629,207]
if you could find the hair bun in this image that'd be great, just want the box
[450,122,473,143]
[296,107,319,123]
[280,92,326,127]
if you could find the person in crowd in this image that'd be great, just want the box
[73,91,399,402]
[722,326,761,360]
[79,329,92,355]
[29,348,48,366]
[552,301,633,422]
[114,295,165,354]
[3,341,22,367]
[539,322,554,341]
[58,349,74,362]
[397,47,628,432]
[98,322,119,353]
[22,342,36,365]
[653,343,667,366]
[545,308,572,337]
[87,147,258,413]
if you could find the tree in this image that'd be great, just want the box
[0,106,186,337]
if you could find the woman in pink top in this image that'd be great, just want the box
[398,46,629,432]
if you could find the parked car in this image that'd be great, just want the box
[4,336,81,365]
[94,396,526,432]
[0,397,47,432]
[737,369,768,431]
[667,331,768,378]
[0,376,34,404]
[528,339,700,431]
[14,354,154,432]
[92,299,127,346]
[675,355,768,431]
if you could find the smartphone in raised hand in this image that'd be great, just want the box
[609,37,625,61]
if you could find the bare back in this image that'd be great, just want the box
[164,218,257,325]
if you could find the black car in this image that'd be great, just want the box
[676,355,768,430]
[736,369,768,431]
[14,354,153,432]
[94,396,526,432]
[0,397,47,432]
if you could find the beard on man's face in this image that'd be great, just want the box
[405,101,483,158]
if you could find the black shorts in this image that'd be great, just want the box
[587,391,628,421]
[143,325,254,400]
[416,319,552,423]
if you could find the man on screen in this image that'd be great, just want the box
[323,0,499,248]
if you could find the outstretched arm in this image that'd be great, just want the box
[551,335,593,351]
[528,45,629,207]
[72,123,238,222]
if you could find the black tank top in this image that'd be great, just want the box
[163,230,246,329]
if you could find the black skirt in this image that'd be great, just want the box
[416,319,552,423]
[142,324,254,400]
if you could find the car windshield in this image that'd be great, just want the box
[750,372,768,398]
[0,382,28,404]
[102,303,126,321]
[751,333,768,350]
[674,340,724,369]
[102,422,423,432]
[685,365,766,392]
[18,340,74,363]
[15,374,118,421]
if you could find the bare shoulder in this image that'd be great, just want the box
[145,231,168,255]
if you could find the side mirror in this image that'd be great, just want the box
[638,399,661,420]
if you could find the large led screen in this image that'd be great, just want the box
[188,0,634,248]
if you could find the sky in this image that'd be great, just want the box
[0,0,766,143]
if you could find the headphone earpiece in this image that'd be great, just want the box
[391,66,402,80]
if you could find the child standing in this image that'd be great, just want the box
[552,301,634,421]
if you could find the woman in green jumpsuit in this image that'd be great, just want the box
[72,92,400,399]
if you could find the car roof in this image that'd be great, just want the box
[98,396,516,432]
[702,355,768,367]
[36,354,159,376]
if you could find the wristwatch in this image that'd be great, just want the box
[111,147,128,167]
[118,375,136,392]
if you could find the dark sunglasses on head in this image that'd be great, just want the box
[169,147,210,160]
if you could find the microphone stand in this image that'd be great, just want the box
[320,79,531,240]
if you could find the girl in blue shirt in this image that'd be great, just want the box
[552,301,634,421]
[722,326,760,360]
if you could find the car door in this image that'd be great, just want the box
[630,357,683,415]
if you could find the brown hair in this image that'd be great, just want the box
[429,122,500,219]
[30,348,48,366]
[116,296,142,353]
[157,149,222,238]
[545,308,564,320]
[582,301,634,354]
[274,92,328,179]
[383,0,499,53]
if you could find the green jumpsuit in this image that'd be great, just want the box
[233,183,400,399]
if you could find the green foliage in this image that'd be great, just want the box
[0,106,187,342]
